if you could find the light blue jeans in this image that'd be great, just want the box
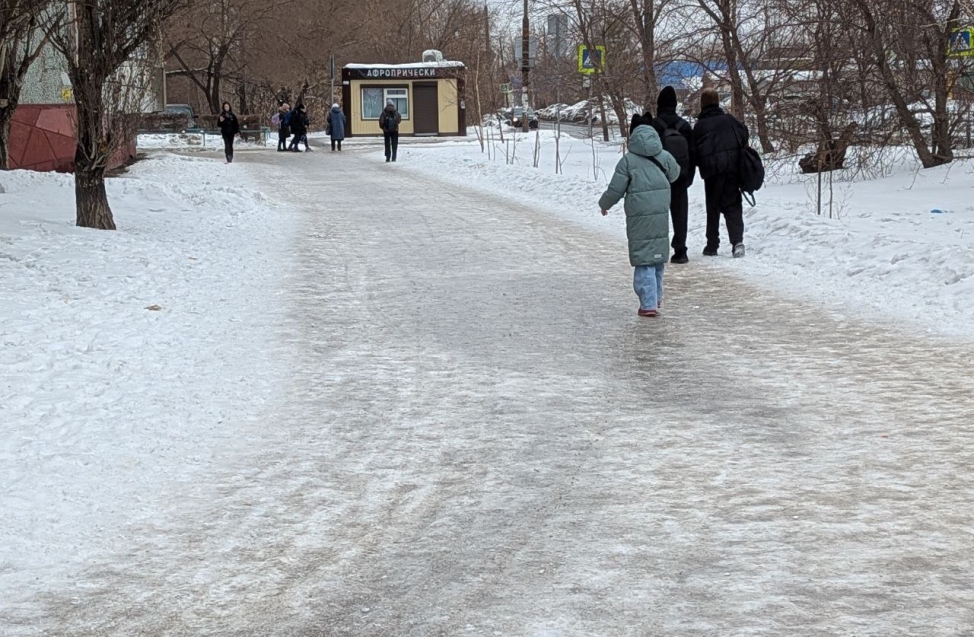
[633,264,665,310]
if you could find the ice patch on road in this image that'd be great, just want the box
[396,134,974,340]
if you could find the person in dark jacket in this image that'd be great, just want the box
[288,104,310,152]
[651,86,695,264]
[327,103,346,151]
[275,102,290,152]
[378,100,402,162]
[691,88,749,258]
[217,101,240,163]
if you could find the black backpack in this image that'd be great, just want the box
[383,111,399,132]
[739,146,765,206]
[656,118,691,182]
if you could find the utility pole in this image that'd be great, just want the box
[521,0,530,132]
[329,54,336,104]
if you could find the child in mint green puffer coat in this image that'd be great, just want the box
[599,114,680,317]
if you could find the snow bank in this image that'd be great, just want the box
[397,133,974,340]
[138,133,270,150]
[0,154,295,611]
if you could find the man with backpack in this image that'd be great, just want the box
[691,88,750,258]
[650,86,695,264]
[379,100,402,162]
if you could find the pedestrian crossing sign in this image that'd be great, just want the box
[577,45,606,75]
[949,28,974,57]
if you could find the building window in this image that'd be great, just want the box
[385,88,409,118]
[361,87,409,119]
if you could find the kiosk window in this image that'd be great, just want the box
[361,87,410,119]
[362,88,384,119]
[385,89,409,118]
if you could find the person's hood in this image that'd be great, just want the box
[628,124,663,157]
[385,104,397,111]
[331,105,342,112]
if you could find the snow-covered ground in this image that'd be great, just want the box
[138,132,272,150]
[399,130,974,340]
[0,153,295,615]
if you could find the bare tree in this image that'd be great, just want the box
[850,0,966,168]
[0,0,59,168]
[52,0,185,230]
[166,0,295,114]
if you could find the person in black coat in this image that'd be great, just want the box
[217,101,240,163]
[288,104,309,152]
[276,102,290,152]
[691,88,749,258]
[650,86,695,264]
[378,100,402,162]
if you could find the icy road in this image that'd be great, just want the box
[10,145,974,636]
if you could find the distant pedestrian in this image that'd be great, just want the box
[217,101,240,163]
[650,86,695,264]
[691,88,750,258]
[327,103,346,151]
[379,100,401,162]
[288,104,309,152]
[273,102,290,152]
[600,115,681,317]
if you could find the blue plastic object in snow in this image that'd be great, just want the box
[930,209,949,214]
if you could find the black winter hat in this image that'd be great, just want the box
[657,86,678,110]
[629,113,652,136]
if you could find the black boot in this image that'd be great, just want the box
[671,251,689,264]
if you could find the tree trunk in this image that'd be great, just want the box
[74,155,115,230]
[751,98,774,153]
[631,0,657,110]
[72,73,116,229]
[0,106,13,169]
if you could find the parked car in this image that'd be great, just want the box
[504,107,539,130]
[164,103,197,129]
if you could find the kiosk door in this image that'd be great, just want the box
[413,83,439,135]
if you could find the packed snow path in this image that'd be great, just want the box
[12,145,974,636]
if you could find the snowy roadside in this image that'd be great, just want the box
[396,131,974,341]
[137,132,271,150]
[0,153,296,616]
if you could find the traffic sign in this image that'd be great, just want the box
[578,45,606,74]
[950,28,974,57]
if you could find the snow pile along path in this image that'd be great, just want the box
[399,133,974,340]
[0,153,295,619]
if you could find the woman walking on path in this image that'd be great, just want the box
[599,115,680,317]
[273,102,291,152]
[327,104,346,151]
[218,102,240,163]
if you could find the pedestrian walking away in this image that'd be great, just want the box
[691,88,750,258]
[600,115,681,317]
[379,100,401,162]
[288,104,310,152]
[273,102,291,152]
[327,103,346,151]
[650,86,695,264]
[218,102,240,163]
